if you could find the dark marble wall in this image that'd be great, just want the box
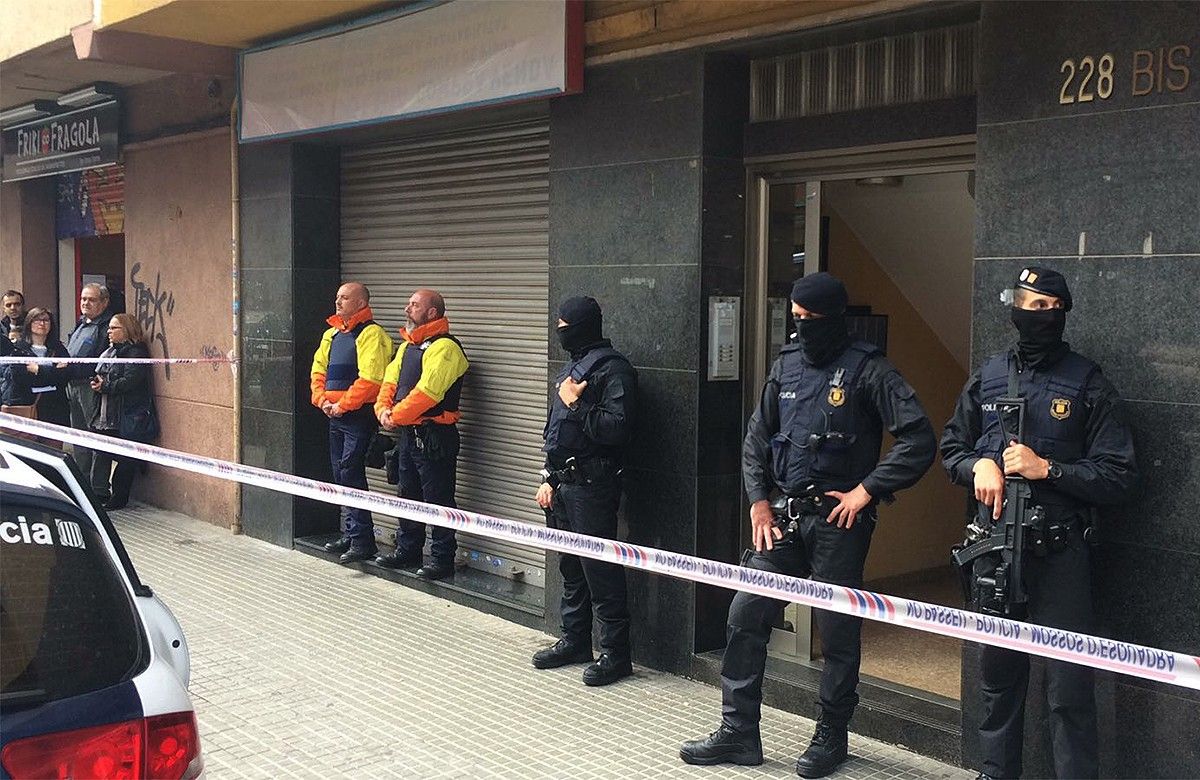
[547,51,705,673]
[239,142,342,545]
[970,3,1200,775]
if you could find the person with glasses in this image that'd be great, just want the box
[89,314,158,510]
[65,283,115,501]
[16,307,71,429]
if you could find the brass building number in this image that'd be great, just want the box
[1059,54,1115,103]
[1058,46,1192,105]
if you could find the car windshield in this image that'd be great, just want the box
[0,500,143,709]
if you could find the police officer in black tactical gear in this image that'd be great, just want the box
[532,296,639,687]
[941,267,1137,780]
[681,273,936,778]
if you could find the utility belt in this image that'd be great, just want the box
[968,504,1093,557]
[541,456,621,488]
[769,493,835,521]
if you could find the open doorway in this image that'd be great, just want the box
[746,159,974,701]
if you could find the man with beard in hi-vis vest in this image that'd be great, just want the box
[532,296,639,687]
[313,282,394,564]
[681,272,936,778]
[373,289,468,582]
[941,267,1137,780]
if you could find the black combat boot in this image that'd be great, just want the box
[794,719,848,778]
[679,724,764,766]
[375,548,421,568]
[324,536,352,554]
[582,653,632,686]
[339,544,377,564]
[531,637,593,669]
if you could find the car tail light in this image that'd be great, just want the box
[1,711,202,780]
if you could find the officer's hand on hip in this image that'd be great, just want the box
[558,376,587,407]
[750,500,782,552]
[824,484,872,529]
[972,458,1005,520]
[536,482,554,509]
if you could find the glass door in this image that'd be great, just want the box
[745,177,823,660]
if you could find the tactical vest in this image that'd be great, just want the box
[975,350,1096,506]
[543,346,625,462]
[771,340,882,494]
[325,321,374,391]
[392,334,465,422]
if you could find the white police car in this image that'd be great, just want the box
[0,435,202,779]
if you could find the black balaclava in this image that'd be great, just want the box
[556,296,604,358]
[1010,266,1071,367]
[1011,308,1067,367]
[790,272,851,366]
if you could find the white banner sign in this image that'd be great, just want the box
[239,0,582,142]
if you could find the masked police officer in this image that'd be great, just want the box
[682,272,936,777]
[941,267,1137,780]
[532,296,638,687]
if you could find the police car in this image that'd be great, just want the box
[0,435,202,779]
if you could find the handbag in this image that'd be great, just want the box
[119,398,161,443]
[1,401,38,441]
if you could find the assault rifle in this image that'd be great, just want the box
[951,396,1044,618]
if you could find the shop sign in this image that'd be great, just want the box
[2,101,119,182]
[239,0,583,142]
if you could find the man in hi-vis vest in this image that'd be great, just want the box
[312,282,394,564]
[532,296,639,687]
[374,289,469,582]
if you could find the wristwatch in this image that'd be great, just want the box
[567,399,580,412]
[1045,459,1063,481]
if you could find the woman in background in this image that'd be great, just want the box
[19,307,71,428]
[91,313,158,510]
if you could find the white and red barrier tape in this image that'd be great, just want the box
[2,411,1196,692]
[0,356,236,365]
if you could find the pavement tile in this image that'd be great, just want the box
[110,504,971,780]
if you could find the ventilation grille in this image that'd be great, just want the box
[750,23,978,122]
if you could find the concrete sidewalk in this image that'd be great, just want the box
[114,504,971,779]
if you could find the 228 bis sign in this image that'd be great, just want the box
[1,101,119,182]
[1057,44,1192,105]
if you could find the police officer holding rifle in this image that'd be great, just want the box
[941,267,1137,780]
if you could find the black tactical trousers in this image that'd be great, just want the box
[395,425,460,564]
[976,529,1096,780]
[722,510,875,733]
[551,475,630,659]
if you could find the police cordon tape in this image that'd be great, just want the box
[2,410,1197,692]
[0,356,237,365]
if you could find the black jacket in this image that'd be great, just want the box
[544,340,638,466]
[9,339,71,425]
[940,346,1138,508]
[743,346,936,503]
[91,341,153,434]
[0,340,36,406]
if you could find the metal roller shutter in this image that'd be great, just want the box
[340,116,549,590]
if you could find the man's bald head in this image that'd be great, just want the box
[406,288,446,328]
[335,282,370,320]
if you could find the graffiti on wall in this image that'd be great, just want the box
[130,262,176,378]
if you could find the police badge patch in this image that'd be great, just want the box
[828,386,846,407]
[1050,398,1071,420]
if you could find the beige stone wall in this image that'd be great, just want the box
[0,0,91,62]
[0,179,57,310]
[584,0,911,59]
[122,131,236,526]
[825,211,967,582]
